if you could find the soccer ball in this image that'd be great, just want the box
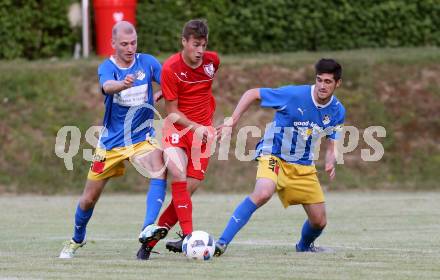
[182,231,215,261]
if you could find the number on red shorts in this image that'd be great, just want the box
[171,133,180,144]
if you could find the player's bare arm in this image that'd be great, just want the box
[102,74,135,94]
[216,88,260,138]
[165,99,213,143]
[325,139,337,181]
[165,99,202,130]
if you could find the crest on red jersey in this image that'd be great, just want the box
[203,63,215,78]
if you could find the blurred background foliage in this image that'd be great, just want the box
[0,0,439,59]
[0,1,439,193]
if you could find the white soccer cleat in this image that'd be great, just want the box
[138,224,168,244]
[59,239,86,259]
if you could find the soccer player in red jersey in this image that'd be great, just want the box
[137,19,220,259]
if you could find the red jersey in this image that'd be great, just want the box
[161,51,220,127]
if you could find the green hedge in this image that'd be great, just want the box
[137,0,440,54]
[1,0,439,59]
[0,0,78,59]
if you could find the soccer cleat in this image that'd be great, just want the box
[138,224,168,244]
[295,243,333,253]
[59,239,86,259]
[165,232,186,253]
[136,243,153,260]
[214,241,228,257]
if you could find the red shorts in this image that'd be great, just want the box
[162,127,213,180]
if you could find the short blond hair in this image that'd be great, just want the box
[112,21,136,39]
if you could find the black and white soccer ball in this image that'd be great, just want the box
[182,230,215,260]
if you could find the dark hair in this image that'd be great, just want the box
[182,19,209,40]
[315,58,342,81]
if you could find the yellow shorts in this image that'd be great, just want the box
[87,137,159,181]
[256,155,324,208]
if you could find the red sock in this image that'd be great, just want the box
[147,239,159,248]
[171,181,193,235]
[147,201,179,249]
[158,201,178,230]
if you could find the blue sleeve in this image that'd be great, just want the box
[150,56,162,85]
[260,86,293,110]
[97,62,115,88]
[327,107,345,140]
[141,54,162,85]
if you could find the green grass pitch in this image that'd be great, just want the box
[1,192,439,279]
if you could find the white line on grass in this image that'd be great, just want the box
[233,240,436,254]
[43,236,436,254]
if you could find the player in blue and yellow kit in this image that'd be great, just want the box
[59,21,168,260]
[215,59,345,255]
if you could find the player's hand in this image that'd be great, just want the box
[195,125,215,144]
[153,90,163,102]
[123,74,135,89]
[216,117,235,141]
[325,162,336,181]
[215,124,230,141]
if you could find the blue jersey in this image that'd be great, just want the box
[256,85,345,166]
[97,53,161,150]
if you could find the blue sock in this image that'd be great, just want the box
[142,178,166,229]
[297,220,323,251]
[72,204,94,243]
[218,196,258,245]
